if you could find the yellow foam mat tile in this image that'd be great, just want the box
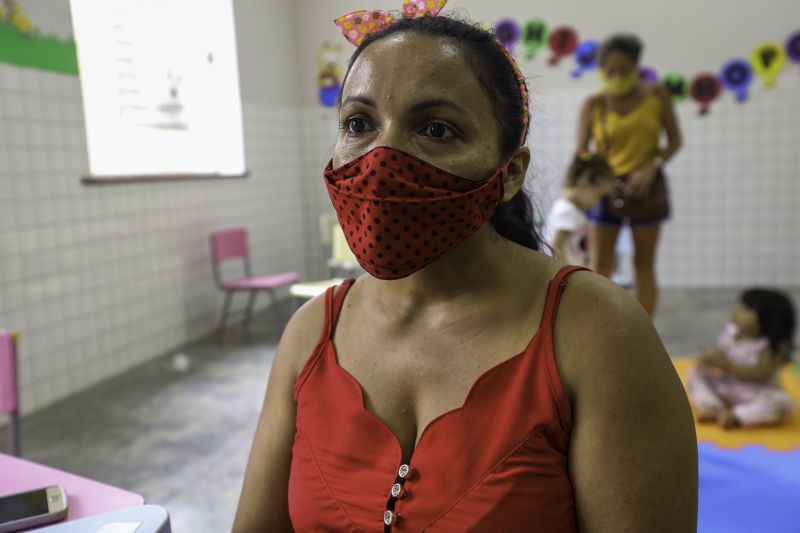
[672,358,800,451]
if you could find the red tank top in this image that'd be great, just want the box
[288,265,584,532]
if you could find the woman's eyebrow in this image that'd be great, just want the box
[408,98,467,115]
[341,96,468,116]
[341,95,376,108]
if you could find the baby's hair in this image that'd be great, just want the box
[565,153,614,187]
[741,288,796,360]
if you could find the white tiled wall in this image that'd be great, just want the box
[526,77,800,288]
[0,64,306,415]
[299,107,340,281]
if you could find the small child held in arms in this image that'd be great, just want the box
[545,153,615,265]
[688,289,796,429]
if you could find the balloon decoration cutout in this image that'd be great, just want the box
[662,73,688,103]
[522,19,549,60]
[548,26,578,66]
[785,31,800,65]
[487,17,797,118]
[750,42,786,88]
[639,66,659,84]
[690,73,721,115]
[494,19,520,55]
[571,40,598,78]
[720,59,753,102]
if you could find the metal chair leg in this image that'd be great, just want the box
[9,411,20,457]
[269,289,284,332]
[243,290,258,329]
[217,291,233,334]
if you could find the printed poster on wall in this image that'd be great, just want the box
[70,0,245,179]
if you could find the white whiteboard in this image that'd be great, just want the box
[70,0,246,179]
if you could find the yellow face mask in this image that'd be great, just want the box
[599,70,639,95]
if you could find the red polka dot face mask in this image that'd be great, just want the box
[324,146,507,280]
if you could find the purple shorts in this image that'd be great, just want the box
[585,170,671,227]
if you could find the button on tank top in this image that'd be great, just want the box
[288,265,585,532]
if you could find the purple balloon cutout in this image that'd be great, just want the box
[787,31,800,63]
[639,66,659,84]
[494,19,520,54]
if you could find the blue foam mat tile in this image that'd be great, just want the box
[698,443,800,533]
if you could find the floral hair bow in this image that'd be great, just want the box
[335,0,448,47]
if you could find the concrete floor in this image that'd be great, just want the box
[2,287,799,532]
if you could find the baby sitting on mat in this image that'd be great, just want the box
[688,288,796,429]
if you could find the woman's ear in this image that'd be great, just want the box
[502,146,530,202]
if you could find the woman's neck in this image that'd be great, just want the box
[605,83,644,103]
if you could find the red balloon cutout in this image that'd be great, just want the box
[690,73,721,115]
[548,26,578,66]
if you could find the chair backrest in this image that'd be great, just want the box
[210,227,250,264]
[318,213,338,247]
[0,330,18,414]
[331,225,358,264]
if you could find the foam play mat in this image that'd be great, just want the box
[698,443,800,533]
[672,358,800,451]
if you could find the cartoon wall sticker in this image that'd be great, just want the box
[0,0,78,74]
[317,41,343,108]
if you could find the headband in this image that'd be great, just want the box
[334,0,529,145]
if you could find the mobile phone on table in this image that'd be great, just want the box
[0,486,68,532]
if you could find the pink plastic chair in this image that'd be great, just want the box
[209,227,299,333]
[0,330,20,456]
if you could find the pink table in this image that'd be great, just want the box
[0,453,144,524]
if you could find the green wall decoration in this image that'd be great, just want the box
[0,1,78,75]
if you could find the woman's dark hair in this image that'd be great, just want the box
[741,288,796,359]
[596,34,643,66]
[339,15,543,251]
[566,153,614,187]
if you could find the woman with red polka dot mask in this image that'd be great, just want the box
[234,10,697,533]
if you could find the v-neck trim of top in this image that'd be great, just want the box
[323,272,570,464]
[326,324,546,464]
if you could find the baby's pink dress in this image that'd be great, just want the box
[687,323,794,425]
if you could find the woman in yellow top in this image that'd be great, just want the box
[577,35,682,316]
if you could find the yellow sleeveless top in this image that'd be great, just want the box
[591,91,663,176]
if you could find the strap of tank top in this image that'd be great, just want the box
[539,264,589,433]
[541,265,588,332]
[327,278,355,339]
[294,279,356,400]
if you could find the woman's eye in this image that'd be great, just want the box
[422,122,454,140]
[346,117,369,134]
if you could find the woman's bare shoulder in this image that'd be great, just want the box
[581,93,603,111]
[277,288,329,381]
[553,270,674,394]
